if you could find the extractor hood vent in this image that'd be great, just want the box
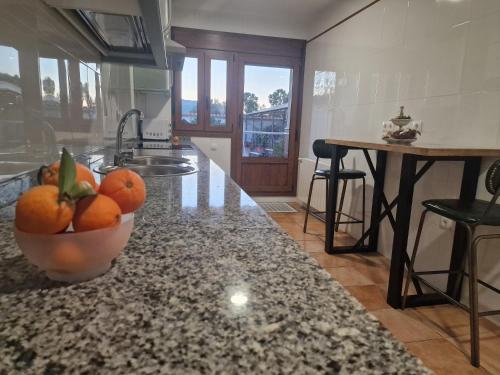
[76,10,151,53]
[43,0,185,70]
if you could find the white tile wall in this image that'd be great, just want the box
[300,0,500,323]
[0,0,135,180]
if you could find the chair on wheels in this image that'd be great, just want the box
[303,139,366,238]
[403,159,500,367]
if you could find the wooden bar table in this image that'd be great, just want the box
[324,138,500,309]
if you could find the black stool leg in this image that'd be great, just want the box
[402,209,429,309]
[325,177,329,210]
[466,224,480,367]
[361,177,366,246]
[335,179,347,232]
[303,176,315,233]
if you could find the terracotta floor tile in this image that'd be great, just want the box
[326,267,375,287]
[301,240,326,253]
[303,221,325,235]
[352,262,390,285]
[446,331,500,375]
[351,252,389,267]
[277,223,319,241]
[370,309,441,343]
[317,233,357,247]
[271,216,300,226]
[408,305,498,339]
[345,285,390,311]
[269,212,305,224]
[310,253,356,268]
[407,339,491,375]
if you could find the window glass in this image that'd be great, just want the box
[0,46,22,123]
[181,57,198,125]
[242,65,292,158]
[87,68,97,120]
[80,63,89,119]
[39,57,61,118]
[209,59,227,127]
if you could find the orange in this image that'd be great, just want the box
[99,169,146,214]
[15,185,74,234]
[41,162,97,189]
[51,242,86,272]
[73,194,121,232]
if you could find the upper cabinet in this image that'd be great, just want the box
[42,0,185,70]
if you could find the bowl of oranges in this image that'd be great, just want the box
[13,148,146,283]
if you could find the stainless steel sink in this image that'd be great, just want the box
[95,154,198,177]
[0,161,41,181]
[125,156,191,166]
[127,164,198,177]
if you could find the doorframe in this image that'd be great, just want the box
[233,53,303,196]
[172,27,305,195]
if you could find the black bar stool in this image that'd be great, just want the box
[303,139,366,237]
[403,159,500,367]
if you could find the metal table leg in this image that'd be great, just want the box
[325,145,341,254]
[387,154,418,308]
[367,150,387,252]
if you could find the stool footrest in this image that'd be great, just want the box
[412,275,500,317]
[413,270,500,294]
[308,210,364,226]
[480,310,500,317]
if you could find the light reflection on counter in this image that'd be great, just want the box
[227,285,250,314]
[181,154,198,208]
[230,292,248,306]
[181,172,198,208]
[240,190,257,207]
[209,160,224,208]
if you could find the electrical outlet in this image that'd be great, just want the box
[439,217,453,230]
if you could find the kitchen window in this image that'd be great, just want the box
[174,49,234,134]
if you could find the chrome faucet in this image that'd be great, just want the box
[114,109,144,166]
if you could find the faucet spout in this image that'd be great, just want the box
[115,109,144,166]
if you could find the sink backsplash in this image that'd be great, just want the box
[0,0,138,186]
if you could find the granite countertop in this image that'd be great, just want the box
[0,144,431,374]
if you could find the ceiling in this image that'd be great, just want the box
[171,0,336,39]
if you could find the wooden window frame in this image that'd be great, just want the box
[174,49,234,134]
[204,50,234,133]
[174,49,205,132]
[171,27,306,194]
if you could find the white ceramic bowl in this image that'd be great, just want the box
[391,118,412,127]
[14,213,134,283]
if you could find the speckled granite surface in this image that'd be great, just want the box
[0,145,432,374]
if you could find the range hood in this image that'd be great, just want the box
[43,0,185,70]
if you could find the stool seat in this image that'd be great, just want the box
[423,199,500,226]
[315,169,366,179]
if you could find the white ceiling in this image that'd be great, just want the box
[171,0,336,39]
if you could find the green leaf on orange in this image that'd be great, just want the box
[58,147,76,197]
[68,181,96,199]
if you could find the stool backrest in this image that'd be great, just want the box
[486,159,500,195]
[312,139,348,160]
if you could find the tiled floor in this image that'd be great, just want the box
[269,205,500,375]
